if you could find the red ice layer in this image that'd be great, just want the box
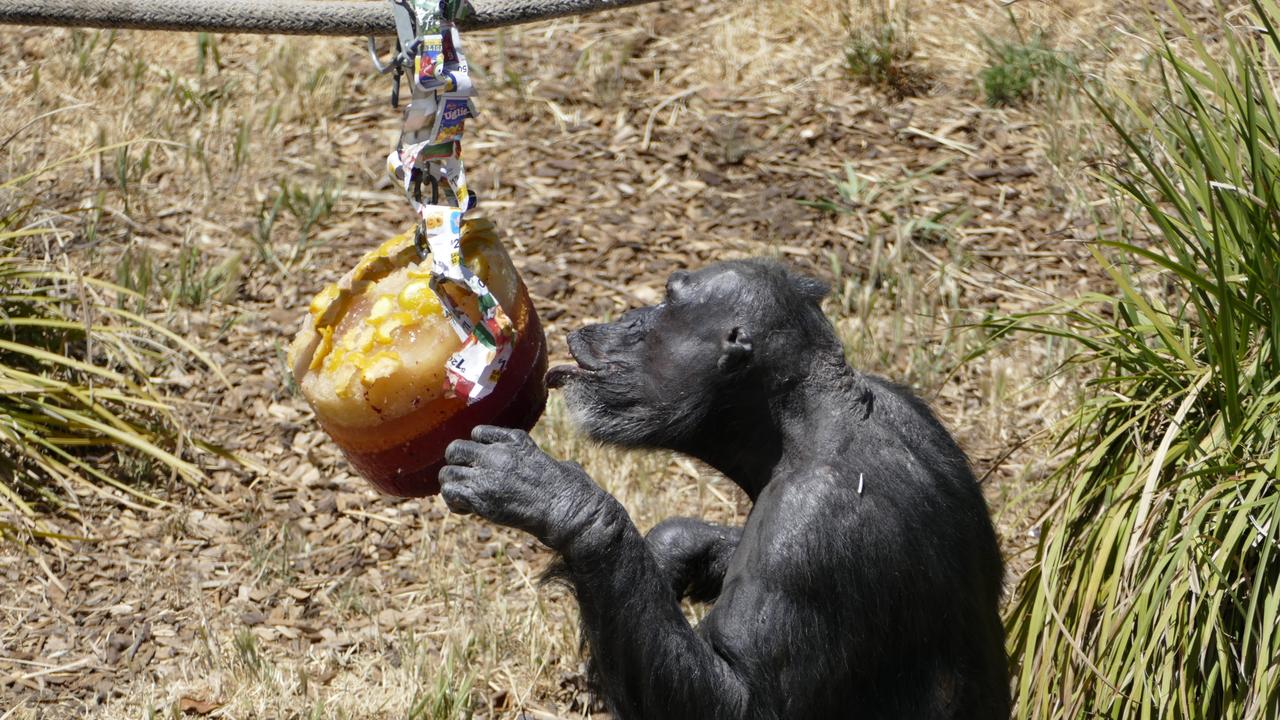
[316,283,548,497]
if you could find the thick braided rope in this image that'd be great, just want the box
[0,0,662,35]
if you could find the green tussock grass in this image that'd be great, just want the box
[842,1,931,98]
[979,16,1074,107]
[992,2,1280,716]
[0,146,228,545]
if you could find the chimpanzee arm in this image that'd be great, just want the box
[560,512,755,717]
[439,427,830,719]
[645,518,742,602]
[559,501,834,720]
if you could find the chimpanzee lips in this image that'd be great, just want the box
[547,342,606,389]
[546,360,602,389]
[546,364,584,389]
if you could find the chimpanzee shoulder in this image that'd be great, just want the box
[854,375,1005,595]
[858,375,974,478]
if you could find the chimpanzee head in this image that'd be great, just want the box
[546,259,838,449]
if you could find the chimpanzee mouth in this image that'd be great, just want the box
[546,364,590,389]
[546,343,606,389]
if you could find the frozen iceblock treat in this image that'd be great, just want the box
[288,219,548,496]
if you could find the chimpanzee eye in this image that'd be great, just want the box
[620,306,654,332]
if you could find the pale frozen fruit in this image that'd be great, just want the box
[288,220,519,428]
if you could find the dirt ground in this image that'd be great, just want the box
[0,0,1164,717]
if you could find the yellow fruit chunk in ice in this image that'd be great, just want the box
[288,220,519,428]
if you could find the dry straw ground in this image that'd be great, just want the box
[0,0,1177,717]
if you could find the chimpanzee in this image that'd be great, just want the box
[439,258,1009,720]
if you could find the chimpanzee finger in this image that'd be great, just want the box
[440,484,479,516]
[439,465,483,516]
[471,425,534,447]
[444,438,491,467]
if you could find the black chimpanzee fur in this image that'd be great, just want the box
[440,258,1009,719]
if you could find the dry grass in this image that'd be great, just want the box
[0,0,1185,716]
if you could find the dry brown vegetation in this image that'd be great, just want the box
[0,0,1185,717]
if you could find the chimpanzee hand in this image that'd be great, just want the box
[645,518,742,602]
[440,425,621,555]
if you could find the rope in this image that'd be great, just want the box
[0,0,663,36]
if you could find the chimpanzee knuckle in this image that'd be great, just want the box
[645,518,699,560]
[473,425,536,450]
[470,425,504,445]
[490,447,523,476]
[444,438,483,466]
[502,442,548,473]
[438,464,471,485]
[468,475,524,521]
[459,442,516,474]
[570,325,601,346]
[645,518,687,546]
[511,433,543,459]
[448,475,544,534]
[440,483,478,516]
[513,442,546,467]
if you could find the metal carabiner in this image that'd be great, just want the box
[409,168,440,205]
[368,36,405,107]
[367,36,397,75]
[368,0,418,74]
[369,0,428,108]
[388,0,421,54]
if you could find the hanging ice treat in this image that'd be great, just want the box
[289,0,547,496]
[288,220,546,496]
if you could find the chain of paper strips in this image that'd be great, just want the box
[379,0,515,403]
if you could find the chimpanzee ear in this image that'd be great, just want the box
[792,274,830,304]
[718,326,753,374]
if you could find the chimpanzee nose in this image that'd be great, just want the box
[566,327,606,370]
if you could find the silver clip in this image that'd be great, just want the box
[367,37,397,75]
